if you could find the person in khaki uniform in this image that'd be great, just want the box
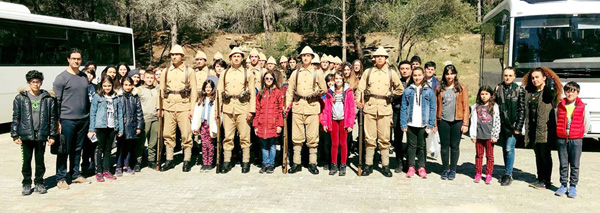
[356,46,404,177]
[194,50,216,97]
[213,51,223,63]
[320,54,330,74]
[217,47,256,173]
[258,52,267,69]
[285,46,327,174]
[247,49,264,91]
[156,45,198,172]
[280,56,288,72]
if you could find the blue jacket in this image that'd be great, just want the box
[428,77,440,93]
[118,91,144,139]
[89,93,123,134]
[400,84,436,129]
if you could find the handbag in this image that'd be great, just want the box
[50,134,67,155]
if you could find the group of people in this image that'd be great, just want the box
[12,44,587,199]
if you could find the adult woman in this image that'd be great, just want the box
[522,67,562,189]
[342,62,359,90]
[352,59,363,79]
[435,64,469,180]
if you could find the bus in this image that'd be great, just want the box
[0,2,135,123]
[480,0,600,137]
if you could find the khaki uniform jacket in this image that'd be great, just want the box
[285,66,327,115]
[248,64,264,91]
[217,66,256,114]
[156,64,198,112]
[194,66,216,91]
[356,65,404,116]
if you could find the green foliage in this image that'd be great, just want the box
[256,33,299,60]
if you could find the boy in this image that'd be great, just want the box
[138,70,160,170]
[12,70,58,195]
[555,82,589,198]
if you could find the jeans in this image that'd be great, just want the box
[557,138,582,186]
[533,142,553,183]
[438,120,462,171]
[261,137,277,167]
[406,126,427,168]
[502,135,517,175]
[56,118,88,181]
[21,140,46,185]
[95,128,115,173]
[116,137,134,168]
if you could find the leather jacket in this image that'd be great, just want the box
[495,82,525,137]
[118,90,144,139]
[11,89,58,141]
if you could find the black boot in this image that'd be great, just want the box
[22,185,32,196]
[196,155,202,166]
[242,162,250,173]
[288,164,302,174]
[182,161,191,172]
[394,160,403,173]
[308,164,319,175]
[382,166,393,177]
[34,183,47,194]
[361,165,372,176]
[160,160,174,172]
[339,164,347,176]
[134,164,141,172]
[221,162,232,174]
[501,175,513,186]
[329,163,338,175]
[323,164,329,171]
[148,162,157,170]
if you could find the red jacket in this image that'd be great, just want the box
[320,85,356,129]
[557,97,585,139]
[253,87,284,139]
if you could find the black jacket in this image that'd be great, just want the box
[11,89,59,141]
[495,82,525,138]
[119,91,144,139]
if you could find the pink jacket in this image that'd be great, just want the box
[320,84,356,129]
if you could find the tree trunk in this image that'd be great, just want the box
[342,0,347,62]
[353,29,363,60]
[170,21,178,47]
[477,0,482,23]
[126,0,131,27]
[348,0,363,60]
[261,0,271,41]
[147,12,153,63]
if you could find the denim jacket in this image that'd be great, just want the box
[400,84,436,129]
[89,93,123,134]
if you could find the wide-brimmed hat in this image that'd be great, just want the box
[229,47,245,58]
[299,46,316,57]
[170,45,184,55]
[372,46,389,57]
[195,50,207,60]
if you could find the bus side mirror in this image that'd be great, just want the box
[494,25,507,45]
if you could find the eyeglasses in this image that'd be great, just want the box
[264,77,274,81]
[29,80,42,85]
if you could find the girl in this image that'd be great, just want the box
[287,57,298,78]
[192,80,218,172]
[436,64,469,180]
[522,67,562,189]
[213,59,227,78]
[321,71,356,176]
[115,63,131,92]
[115,77,144,176]
[128,70,142,87]
[101,65,118,82]
[342,62,359,90]
[253,71,284,174]
[469,85,501,184]
[88,77,123,182]
[352,59,363,79]
[400,67,436,179]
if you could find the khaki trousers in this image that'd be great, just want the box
[222,113,251,163]
[292,113,319,164]
[364,113,391,166]
[164,110,193,161]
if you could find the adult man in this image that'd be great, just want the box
[392,60,412,173]
[194,50,216,96]
[333,56,343,72]
[138,70,159,169]
[259,52,267,69]
[213,51,223,62]
[357,46,404,177]
[495,67,525,186]
[248,49,264,91]
[53,48,91,189]
[280,56,289,71]
[285,46,327,174]
[218,47,256,173]
[157,45,198,172]
[320,54,331,75]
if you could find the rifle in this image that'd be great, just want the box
[157,86,164,171]
[358,108,364,176]
[216,90,222,174]
[282,111,288,174]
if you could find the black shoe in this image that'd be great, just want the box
[242,162,250,173]
[34,183,47,194]
[323,164,329,171]
[182,161,191,172]
[448,170,456,180]
[148,162,157,170]
[22,185,32,196]
[288,164,302,174]
[133,164,141,172]
[501,175,513,186]
[441,170,449,180]
[266,166,274,174]
[329,163,338,175]
[196,156,203,166]
[259,165,267,174]
[361,165,372,176]
[394,163,403,173]
[382,166,393,177]
[308,164,319,175]
[160,160,174,172]
[339,164,346,176]
[221,162,232,174]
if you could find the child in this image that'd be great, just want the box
[253,71,284,174]
[12,70,57,195]
[88,77,122,182]
[115,77,144,176]
[554,82,589,198]
[321,71,356,176]
[319,73,335,170]
[192,80,218,172]
[400,67,436,179]
[469,85,501,184]
[138,70,160,169]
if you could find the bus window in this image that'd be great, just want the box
[119,34,134,65]
[0,19,36,65]
[35,25,68,65]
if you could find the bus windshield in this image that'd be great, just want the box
[513,14,600,77]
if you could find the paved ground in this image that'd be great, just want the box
[1,129,599,212]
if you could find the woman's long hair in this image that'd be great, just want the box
[352,59,363,79]
[521,67,563,104]
[258,71,279,99]
[198,80,216,106]
[96,76,115,96]
[406,67,429,106]
[476,85,496,115]
[342,62,359,90]
[437,64,462,94]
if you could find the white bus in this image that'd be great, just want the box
[0,2,135,123]
[480,0,600,137]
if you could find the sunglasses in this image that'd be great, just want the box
[264,77,274,81]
